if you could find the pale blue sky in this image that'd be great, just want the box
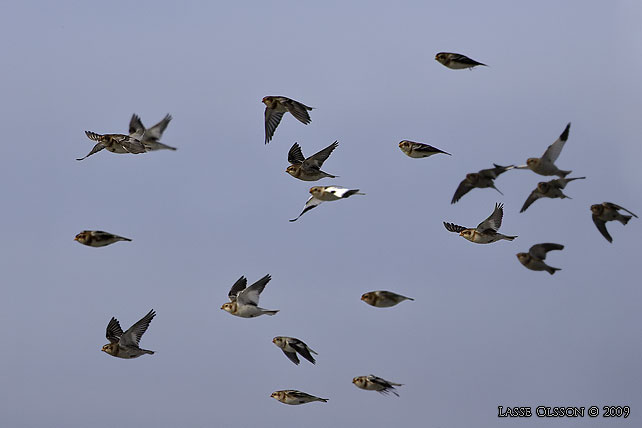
[1,1,640,427]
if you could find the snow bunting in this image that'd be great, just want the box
[263,96,313,144]
[361,291,414,308]
[398,140,450,158]
[451,164,514,204]
[352,375,403,396]
[270,390,328,405]
[77,130,146,161]
[286,141,338,181]
[435,52,486,69]
[591,202,638,243]
[101,309,155,359]
[444,203,517,243]
[129,113,176,151]
[272,336,318,365]
[289,186,364,222]
[516,243,564,274]
[221,274,279,318]
[516,123,572,177]
[74,230,132,247]
[520,176,586,212]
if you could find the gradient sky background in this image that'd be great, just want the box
[1,1,641,427]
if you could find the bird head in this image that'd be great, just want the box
[465,173,480,184]
[459,230,473,239]
[537,182,550,192]
[74,232,89,244]
[516,253,530,263]
[221,302,236,313]
[590,204,603,215]
[101,343,115,354]
[360,292,375,305]
[352,377,366,388]
[526,158,539,167]
[285,165,298,176]
[309,186,323,196]
[272,337,285,348]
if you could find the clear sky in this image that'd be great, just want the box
[1,1,640,427]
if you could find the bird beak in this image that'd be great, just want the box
[73,237,78,241]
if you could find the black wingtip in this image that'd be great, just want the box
[560,123,571,141]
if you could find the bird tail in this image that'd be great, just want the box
[546,267,561,275]
[503,235,517,241]
[317,398,329,403]
[619,215,632,225]
[118,236,132,242]
[264,310,279,316]
[143,349,155,355]
[559,169,572,178]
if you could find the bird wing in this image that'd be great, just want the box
[281,350,300,365]
[413,142,450,155]
[451,53,485,66]
[520,188,544,213]
[542,123,570,163]
[128,114,145,137]
[367,375,400,395]
[289,196,323,222]
[236,274,271,306]
[592,215,612,243]
[604,202,638,218]
[287,142,305,165]
[264,108,284,144]
[227,276,247,302]
[451,178,474,204]
[324,187,362,198]
[282,97,312,124]
[481,164,514,179]
[143,114,172,142]
[443,222,467,233]
[113,135,146,154]
[105,317,124,344]
[477,203,503,232]
[303,141,338,169]
[76,142,105,161]
[290,339,317,364]
[529,243,564,260]
[119,309,156,347]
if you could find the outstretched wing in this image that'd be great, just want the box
[542,123,570,163]
[237,274,272,306]
[592,215,613,243]
[120,309,156,347]
[129,114,146,137]
[304,141,338,169]
[288,142,305,165]
[289,196,323,222]
[76,142,105,161]
[264,108,284,144]
[477,203,503,232]
[451,178,474,204]
[443,222,467,233]
[105,317,124,344]
[228,276,247,302]
[529,243,564,260]
[144,114,172,142]
[520,188,543,213]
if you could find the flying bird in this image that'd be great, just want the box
[272,336,318,365]
[444,203,517,243]
[520,176,586,212]
[289,186,364,222]
[352,375,403,396]
[398,140,450,158]
[360,291,414,308]
[263,96,313,144]
[221,274,279,318]
[515,123,572,177]
[270,390,328,405]
[129,113,176,151]
[435,52,486,69]
[286,141,338,181]
[451,164,515,204]
[101,309,156,359]
[590,202,638,243]
[516,243,564,275]
[74,230,132,247]
[76,130,146,161]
